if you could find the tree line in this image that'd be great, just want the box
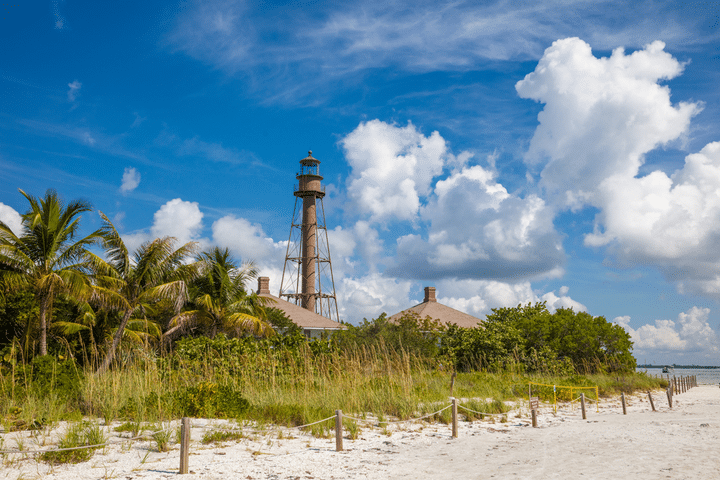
[1,189,636,375]
[0,189,277,371]
[332,302,636,374]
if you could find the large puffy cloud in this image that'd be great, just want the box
[334,274,588,323]
[342,120,447,223]
[615,307,720,362]
[587,142,720,257]
[123,198,207,253]
[0,203,23,236]
[211,215,286,268]
[387,164,564,280]
[326,222,385,278]
[435,279,586,318]
[517,38,700,209]
[336,273,414,322]
[517,38,720,299]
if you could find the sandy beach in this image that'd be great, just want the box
[2,385,718,480]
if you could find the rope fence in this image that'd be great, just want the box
[343,405,452,425]
[0,426,170,456]
[0,374,699,474]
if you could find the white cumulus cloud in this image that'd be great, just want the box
[211,215,286,267]
[516,38,700,210]
[123,198,207,253]
[517,37,720,300]
[615,307,720,362]
[342,120,447,223]
[336,273,413,322]
[388,164,564,280]
[0,203,23,236]
[435,279,586,319]
[120,167,141,194]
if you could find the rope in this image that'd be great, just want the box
[456,405,508,417]
[0,427,170,456]
[528,382,596,390]
[290,416,336,429]
[343,404,452,425]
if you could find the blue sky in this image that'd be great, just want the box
[2,0,720,364]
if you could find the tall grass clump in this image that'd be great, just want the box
[0,332,667,432]
[39,422,106,464]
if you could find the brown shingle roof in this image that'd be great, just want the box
[256,277,344,330]
[388,287,482,329]
[259,293,345,330]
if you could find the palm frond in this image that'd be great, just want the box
[226,312,275,337]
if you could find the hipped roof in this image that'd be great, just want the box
[259,292,345,330]
[388,299,482,329]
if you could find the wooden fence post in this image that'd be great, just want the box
[621,392,627,415]
[451,398,458,438]
[666,386,673,409]
[647,391,655,412]
[580,393,586,420]
[335,410,343,452]
[179,417,190,474]
[531,408,537,428]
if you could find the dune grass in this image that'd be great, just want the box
[0,343,667,434]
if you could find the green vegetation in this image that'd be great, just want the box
[202,428,244,444]
[0,188,662,462]
[39,421,106,464]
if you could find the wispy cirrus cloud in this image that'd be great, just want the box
[67,80,81,102]
[15,118,142,159]
[52,0,67,30]
[165,0,712,104]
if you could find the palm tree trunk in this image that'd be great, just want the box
[98,308,133,373]
[38,293,51,356]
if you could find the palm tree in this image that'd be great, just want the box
[164,246,274,340]
[91,213,200,372]
[0,189,100,356]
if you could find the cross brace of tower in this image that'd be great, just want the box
[279,151,339,322]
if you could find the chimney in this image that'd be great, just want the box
[424,286,436,303]
[258,277,271,295]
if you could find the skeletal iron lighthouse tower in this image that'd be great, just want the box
[279,151,339,321]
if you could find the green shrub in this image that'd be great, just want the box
[40,422,106,464]
[151,423,173,452]
[27,355,82,400]
[174,382,249,418]
[202,429,244,444]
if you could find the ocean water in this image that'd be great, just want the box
[636,367,720,385]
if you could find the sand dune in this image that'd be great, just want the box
[2,385,717,479]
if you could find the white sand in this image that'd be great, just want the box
[2,385,718,479]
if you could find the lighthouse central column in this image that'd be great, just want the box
[301,195,317,311]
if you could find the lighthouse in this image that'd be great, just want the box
[279,151,339,321]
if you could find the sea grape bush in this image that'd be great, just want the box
[440,303,635,373]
